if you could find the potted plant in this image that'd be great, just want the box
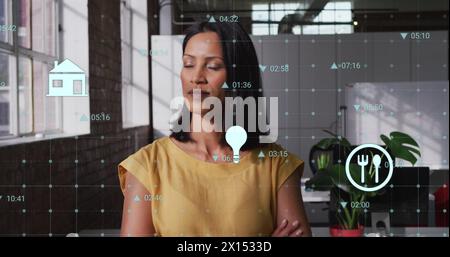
[305,130,421,237]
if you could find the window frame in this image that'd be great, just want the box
[0,0,61,140]
[121,0,133,128]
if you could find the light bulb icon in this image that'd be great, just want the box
[225,126,247,163]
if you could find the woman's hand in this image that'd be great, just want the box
[272,219,304,237]
[274,164,312,237]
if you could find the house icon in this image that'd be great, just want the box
[47,59,87,97]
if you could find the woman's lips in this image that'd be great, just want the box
[188,90,210,97]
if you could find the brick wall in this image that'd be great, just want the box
[0,0,153,236]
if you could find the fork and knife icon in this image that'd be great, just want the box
[357,154,382,184]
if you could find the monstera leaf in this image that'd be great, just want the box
[380,131,421,165]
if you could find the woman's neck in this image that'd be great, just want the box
[189,112,227,155]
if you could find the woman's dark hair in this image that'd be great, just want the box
[170,21,266,151]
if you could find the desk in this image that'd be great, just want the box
[301,187,330,202]
[301,178,330,203]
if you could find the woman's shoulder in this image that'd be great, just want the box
[118,137,171,194]
[126,136,172,163]
[136,136,170,154]
[259,143,305,188]
[139,136,171,150]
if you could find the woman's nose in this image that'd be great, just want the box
[191,67,207,85]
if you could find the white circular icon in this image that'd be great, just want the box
[345,144,393,192]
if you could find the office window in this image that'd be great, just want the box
[120,0,150,128]
[303,1,353,35]
[251,1,353,35]
[0,52,15,137]
[251,2,304,35]
[0,0,13,44]
[33,59,59,133]
[17,0,30,48]
[0,0,60,138]
[32,0,56,55]
[251,4,270,35]
[18,56,32,134]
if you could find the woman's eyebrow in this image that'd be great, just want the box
[182,54,195,59]
[205,56,224,61]
[183,54,223,60]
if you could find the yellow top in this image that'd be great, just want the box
[118,136,304,237]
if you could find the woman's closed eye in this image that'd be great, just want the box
[182,58,224,70]
[206,63,224,70]
[183,63,194,68]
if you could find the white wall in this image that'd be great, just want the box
[151,31,448,177]
[60,0,90,135]
[345,81,449,170]
[123,0,150,128]
[151,35,184,135]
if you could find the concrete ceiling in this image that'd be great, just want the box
[174,0,449,15]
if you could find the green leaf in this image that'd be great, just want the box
[321,129,351,148]
[315,130,352,152]
[380,132,421,165]
[403,145,421,156]
[389,139,418,165]
[305,172,334,191]
[328,164,361,193]
[367,191,378,198]
[339,137,352,148]
[315,138,339,150]
[322,129,338,138]
[390,131,419,147]
[380,134,392,148]
[316,153,331,170]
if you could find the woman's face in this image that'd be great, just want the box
[181,31,227,114]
